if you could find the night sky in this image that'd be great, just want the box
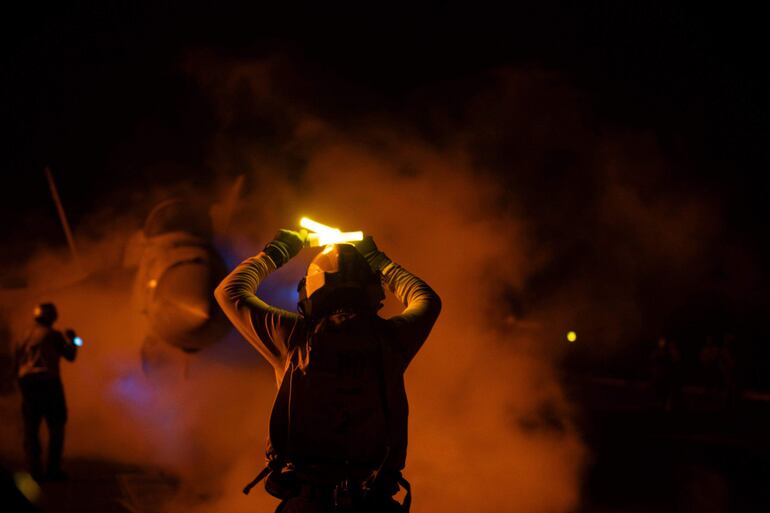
[2,3,769,368]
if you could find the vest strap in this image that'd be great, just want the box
[242,465,272,495]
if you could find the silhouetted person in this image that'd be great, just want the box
[13,303,78,481]
[216,230,441,513]
[650,336,683,412]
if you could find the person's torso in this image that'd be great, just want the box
[16,326,63,379]
[269,315,408,481]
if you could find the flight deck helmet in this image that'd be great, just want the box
[34,303,58,326]
[297,244,384,319]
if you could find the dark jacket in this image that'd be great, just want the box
[14,325,77,380]
[214,249,441,472]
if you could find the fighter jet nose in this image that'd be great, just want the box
[187,307,210,322]
[146,260,225,349]
[153,263,213,323]
[167,297,211,323]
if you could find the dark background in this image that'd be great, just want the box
[3,4,770,512]
[3,4,768,228]
[2,2,769,377]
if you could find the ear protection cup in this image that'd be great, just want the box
[365,277,386,311]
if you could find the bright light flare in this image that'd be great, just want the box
[74,336,84,347]
[566,331,577,343]
[300,217,363,247]
[307,231,364,247]
[300,217,340,235]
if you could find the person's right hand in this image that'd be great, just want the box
[353,235,378,256]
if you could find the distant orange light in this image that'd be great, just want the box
[567,331,577,343]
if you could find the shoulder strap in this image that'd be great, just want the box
[242,465,272,495]
[397,472,412,512]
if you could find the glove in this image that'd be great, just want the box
[64,329,80,347]
[353,236,391,272]
[264,229,308,267]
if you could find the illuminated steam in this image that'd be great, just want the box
[2,54,729,513]
[182,58,587,513]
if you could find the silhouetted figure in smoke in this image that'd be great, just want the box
[13,303,78,481]
[650,336,683,412]
[216,230,441,512]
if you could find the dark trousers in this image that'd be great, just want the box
[18,375,68,478]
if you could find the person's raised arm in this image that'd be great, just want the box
[354,237,441,367]
[215,229,307,373]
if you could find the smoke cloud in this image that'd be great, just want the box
[180,56,587,513]
[1,53,735,513]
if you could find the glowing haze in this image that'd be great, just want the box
[4,54,730,513]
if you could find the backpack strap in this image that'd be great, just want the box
[396,472,412,512]
[242,464,272,495]
[244,450,288,495]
